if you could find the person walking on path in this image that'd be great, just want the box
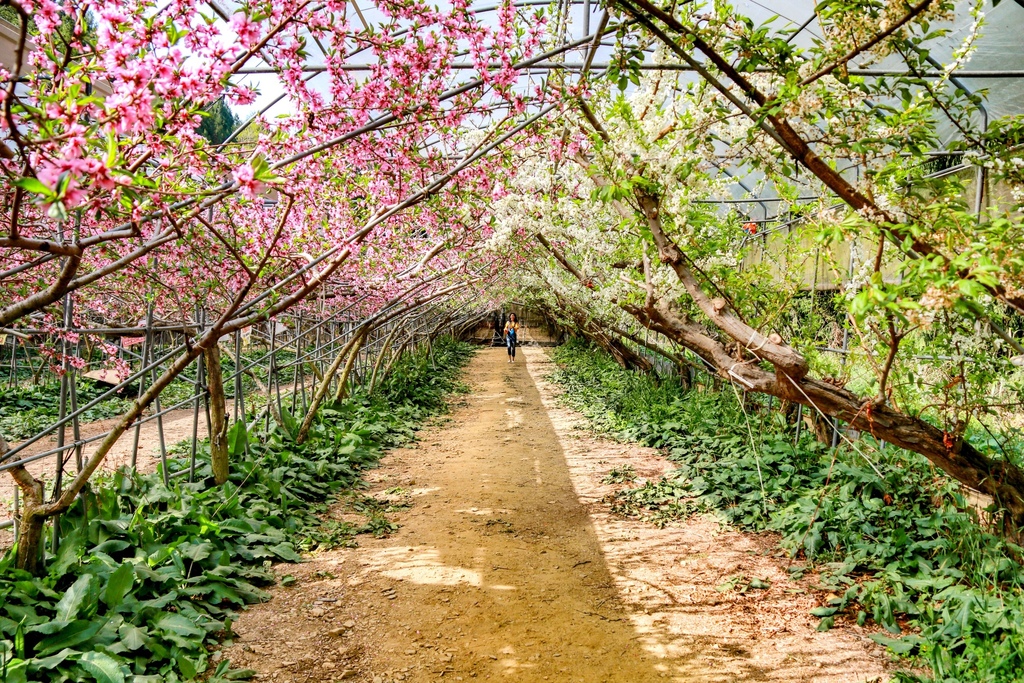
[504,313,519,363]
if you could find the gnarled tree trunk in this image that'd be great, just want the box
[627,236,1024,527]
[542,148,1024,525]
[368,324,402,395]
[333,326,369,403]
[204,345,229,485]
[2,435,46,575]
[296,326,366,444]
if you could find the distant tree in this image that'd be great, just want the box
[196,99,240,146]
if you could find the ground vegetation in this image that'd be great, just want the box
[552,340,1024,682]
[0,338,472,682]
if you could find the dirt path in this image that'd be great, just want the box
[224,348,890,683]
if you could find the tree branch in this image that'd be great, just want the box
[800,0,935,87]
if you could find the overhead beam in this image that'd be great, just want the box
[236,64,1024,78]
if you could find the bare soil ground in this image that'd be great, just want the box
[223,347,891,683]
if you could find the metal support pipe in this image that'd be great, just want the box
[234,330,248,457]
[189,306,204,483]
[266,322,277,432]
[147,305,169,486]
[292,313,303,414]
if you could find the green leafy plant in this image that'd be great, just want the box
[0,337,473,682]
[552,340,1024,683]
[0,378,134,440]
[602,464,637,484]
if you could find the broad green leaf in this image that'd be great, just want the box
[56,573,98,622]
[12,177,52,196]
[104,562,135,608]
[78,651,126,683]
[868,633,917,654]
[14,617,25,658]
[279,407,298,438]
[93,540,131,555]
[50,527,85,577]
[268,543,302,562]
[30,647,73,670]
[36,619,104,657]
[47,199,69,221]
[105,131,118,167]
[181,542,214,563]
[27,619,72,635]
[151,613,203,638]
[118,623,147,651]
[1,658,28,683]
[227,420,248,457]
[176,652,198,679]
[137,588,176,611]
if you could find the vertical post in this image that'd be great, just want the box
[7,335,15,387]
[355,328,370,386]
[190,307,203,483]
[51,289,73,554]
[332,322,342,395]
[266,322,276,432]
[833,241,856,449]
[22,341,37,385]
[233,329,241,424]
[312,315,322,401]
[234,329,248,456]
[148,306,169,485]
[274,329,284,420]
[331,323,343,396]
[70,305,83,473]
[69,366,82,472]
[292,314,303,413]
[203,317,213,446]
[130,325,147,469]
[793,404,803,447]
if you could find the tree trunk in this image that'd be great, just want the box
[204,345,229,485]
[537,185,1024,521]
[603,333,653,372]
[6,432,45,574]
[803,409,833,445]
[380,338,410,386]
[296,326,366,444]
[15,506,44,575]
[369,324,402,395]
[547,296,654,373]
[333,327,368,403]
[631,296,1024,526]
